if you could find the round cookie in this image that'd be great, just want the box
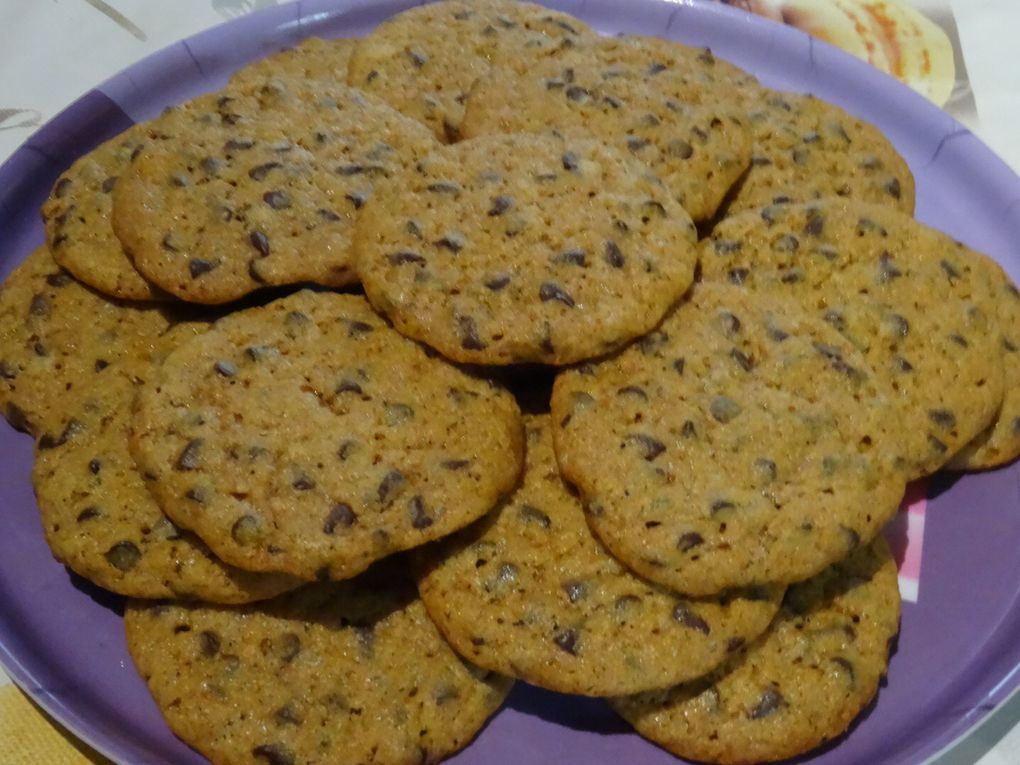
[131,289,524,581]
[228,36,357,89]
[611,537,901,765]
[125,564,513,765]
[355,131,698,365]
[947,256,1020,469]
[347,0,594,142]
[461,48,752,222]
[0,247,172,437]
[723,90,916,215]
[700,199,1005,478]
[551,282,906,597]
[32,322,299,602]
[42,122,171,301]
[113,85,437,304]
[414,414,784,697]
[463,34,758,223]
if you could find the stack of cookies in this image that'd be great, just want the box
[1,1,1016,763]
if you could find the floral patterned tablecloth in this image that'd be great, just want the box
[0,1,1018,764]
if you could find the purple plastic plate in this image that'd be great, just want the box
[2,1,1020,763]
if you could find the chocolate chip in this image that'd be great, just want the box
[519,504,551,528]
[648,61,668,75]
[710,396,741,423]
[488,195,513,216]
[99,175,118,194]
[94,359,109,372]
[185,487,206,503]
[426,181,461,194]
[563,581,587,603]
[717,311,741,336]
[53,177,72,198]
[677,532,704,552]
[831,656,856,681]
[928,409,956,430]
[672,604,710,634]
[711,499,735,514]
[28,294,50,317]
[105,541,141,571]
[626,433,666,461]
[813,342,863,381]
[728,267,749,285]
[617,385,647,400]
[949,333,969,347]
[215,360,238,377]
[458,315,486,350]
[198,630,221,657]
[539,282,575,307]
[346,320,373,338]
[262,190,291,209]
[484,274,510,291]
[335,378,364,396]
[319,208,342,221]
[553,628,578,655]
[249,230,270,258]
[878,252,902,283]
[561,151,579,171]
[681,420,697,438]
[377,470,405,503]
[389,251,425,266]
[893,355,914,372]
[730,348,754,371]
[76,506,101,522]
[175,439,203,471]
[38,419,82,450]
[754,458,777,481]
[385,402,415,426]
[189,259,217,278]
[248,162,280,181]
[324,503,357,533]
[292,474,315,491]
[408,497,432,534]
[252,743,295,765]
[224,137,255,152]
[231,514,263,545]
[554,249,587,266]
[45,272,73,288]
[604,240,625,268]
[749,687,784,719]
[667,138,694,159]
[772,233,799,252]
[886,178,902,199]
[441,459,471,470]
[435,234,464,253]
[565,84,592,102]
[888,314,910,337]
[803,210,825,236]
[407,49,428,67]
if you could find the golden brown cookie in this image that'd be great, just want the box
[112,84,436,303]
[0,247,172,436]
[947,255,1020,469]
[552,283,906,596]
[355,131,698,365]
[415,415,784,697]
[32,322,299,601]
[347,0,595,141]
[131,289,524,581]
[125,563,513,765]
[723,90,916,215]
[700,199,1005,478]
[462,36,754,221]
[612,537,901,765]
[42,123,171,301]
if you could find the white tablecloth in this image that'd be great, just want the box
[1,1,1018,764]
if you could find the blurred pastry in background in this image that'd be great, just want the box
[721,0,956,106]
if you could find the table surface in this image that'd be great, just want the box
[0,1,1018,764]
